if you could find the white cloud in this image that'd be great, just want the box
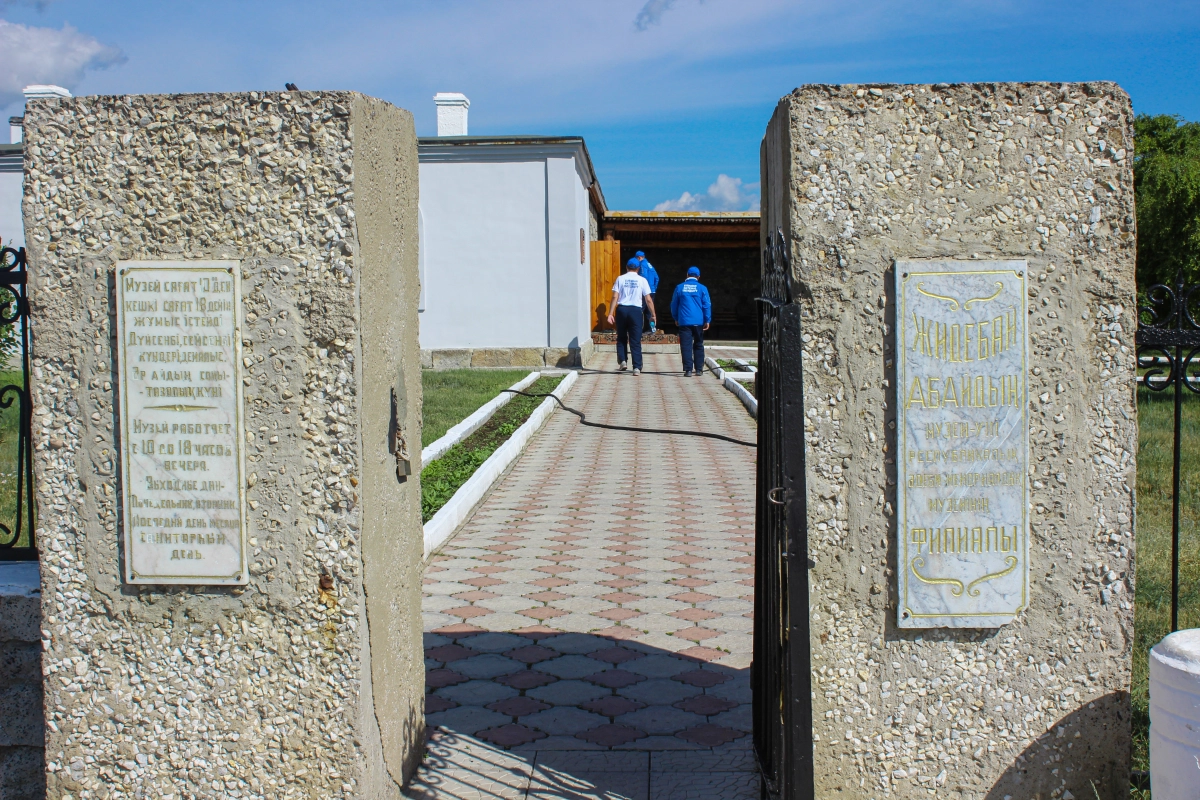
[654,174,760,212]
[0,18,124,109]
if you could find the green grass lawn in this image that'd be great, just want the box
[421,374,564,522]
[421,369,537,447]
[1132,388,1200,777]
[717,358,757,372]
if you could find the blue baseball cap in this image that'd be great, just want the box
[626,258,641,269]
[687,266,700,277]
[635,251,645,257]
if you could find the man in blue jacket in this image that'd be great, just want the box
[670,266,712,376]
[635,251,659,333]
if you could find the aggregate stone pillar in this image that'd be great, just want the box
[762,83,1136,799]
[24,91,424,798]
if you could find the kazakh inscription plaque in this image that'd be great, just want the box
[116,261,248,585]
[895,260,1028,627]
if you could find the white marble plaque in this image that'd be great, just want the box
[895,260,1028,627]
[116,262,248,585]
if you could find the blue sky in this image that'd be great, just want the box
[1,0,1197,210]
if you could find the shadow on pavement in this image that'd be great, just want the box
[405,629,759,800]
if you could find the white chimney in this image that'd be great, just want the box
[23,85,71,101]
[9,117,22,144]
[434,92,469,136]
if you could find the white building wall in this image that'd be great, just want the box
[574,163,591,346]
[0,161,23,246]
[417,158,549,349]
[417,141,598,353]
[546,156,580,350]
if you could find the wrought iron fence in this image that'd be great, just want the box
[1135,271,1200,632]
[753,229,815,800]
[0,244,34,561]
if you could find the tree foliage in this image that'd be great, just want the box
[1134,114,1200,290]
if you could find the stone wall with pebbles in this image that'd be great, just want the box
[762,83,1136,799]
[24,91,424,799]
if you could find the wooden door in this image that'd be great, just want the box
[590,239,621,331]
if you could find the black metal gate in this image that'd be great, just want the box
[1136,272,1200,631]
[1130,272,1200,794]
[753,229,814,800]
[0,244,35,561]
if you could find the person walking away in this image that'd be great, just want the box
[607,258,656,375]
[635,251,659,333]
[669,266,711,377]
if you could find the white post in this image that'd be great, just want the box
[433,92,469,136]
[9,117,21,144]
[1150,628,1200,798]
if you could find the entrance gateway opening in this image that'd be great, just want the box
[591,211,760,342]
[13,82,1144,800]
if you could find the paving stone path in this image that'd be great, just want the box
[407,352,759,800]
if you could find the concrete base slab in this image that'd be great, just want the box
[422,344,591,370]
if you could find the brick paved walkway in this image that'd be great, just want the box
[407,353,759,800]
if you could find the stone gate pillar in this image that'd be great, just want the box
[25,91,425,798]
[763,83,1136,798]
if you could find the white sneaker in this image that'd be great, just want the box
[617,362,628,372]
[633,368,641,376]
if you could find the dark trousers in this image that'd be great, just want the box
[615,305,643,370]
[679,325,705,372]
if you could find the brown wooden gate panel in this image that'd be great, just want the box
[590,239,621,331]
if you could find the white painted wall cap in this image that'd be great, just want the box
[1153,629,1200,675]
[433,92,470,107]
[24,84,71,100]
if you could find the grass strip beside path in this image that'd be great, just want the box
[737,379,755,398]
[717,358,756,371]
[421,374,564,522]
[421,369,534,447]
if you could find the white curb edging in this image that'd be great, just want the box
[423,370,579,560]
[732,358,757,373]
[724,375,758,418]
[422,371,541,465]
[700,357,748,383]
[705,357,756,417]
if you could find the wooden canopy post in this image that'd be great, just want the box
[590,239,620,331]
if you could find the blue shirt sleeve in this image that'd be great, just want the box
[702,285,712,324]
[670,284,681,322]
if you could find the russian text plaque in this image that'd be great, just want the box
[116,261,248,585]
[895,260,1028,627]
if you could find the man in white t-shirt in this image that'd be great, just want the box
[606,258,656,375]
